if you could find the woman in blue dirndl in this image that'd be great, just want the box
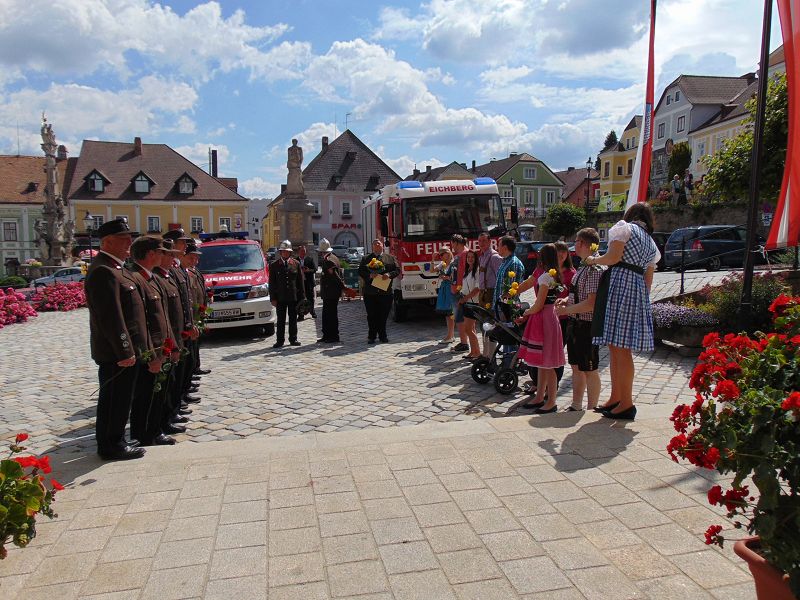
[583,203,660,421]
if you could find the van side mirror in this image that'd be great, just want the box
[510,206,519,226]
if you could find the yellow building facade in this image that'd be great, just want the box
[261,199,282,251]
[597,115,641,210]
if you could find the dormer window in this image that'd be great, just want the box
[176,173,197,195]
[87,172,105,192]
[133,173,152,193]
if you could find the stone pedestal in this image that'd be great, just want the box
[279,193,314,248]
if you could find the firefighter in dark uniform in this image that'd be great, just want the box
[268,239,305,348]
[162,228,200,406]
[185,240,209,376]
[83,218,147,461]
[154,239,190,435]
[128,236,178,446]
[297,244,317,320]
[317,238,345,343]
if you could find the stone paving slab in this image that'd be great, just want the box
[0,406,755,599]
[0,271,718,456]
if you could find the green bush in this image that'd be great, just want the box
[695,271,790,334]
[0,276,27,288]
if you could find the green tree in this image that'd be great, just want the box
[667,141,692,182]
[542,203,586,239]
[603,130,618,150]
[702,72,788,203]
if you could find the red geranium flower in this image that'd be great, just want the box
[712,380,740,402]
[13,456,38,469]
[781,392,800,411]
[50,479,65,491]
[704,524,723,545]
[15,433,29,443]
[37,455,52,474]
[708,485,723,506]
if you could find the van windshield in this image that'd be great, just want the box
[198,244,265,273]
[403,194,504,241]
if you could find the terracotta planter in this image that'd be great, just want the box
[734,537,796,600]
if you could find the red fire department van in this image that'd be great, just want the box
[197,231,275,335]
[362,177,510,321]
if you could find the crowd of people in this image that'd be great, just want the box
[84,220,209,461]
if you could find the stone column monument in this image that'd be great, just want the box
[38,114,74,266]
[278,139,313,247]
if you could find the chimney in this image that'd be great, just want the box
[211,149,218,177]
[412,168,420,178]
[133,137,142,156]
[322,136,329,151]
[567,166,574,171]
[57,145,67,160]
[471,160,476,173]
[425,165,431,174]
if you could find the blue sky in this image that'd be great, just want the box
[0,0,783,198]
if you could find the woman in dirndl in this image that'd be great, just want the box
[583,203,660,421]
[435,247,456,343]
[515,244,566,413]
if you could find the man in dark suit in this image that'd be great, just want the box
[184,240,208,376]
[268,240,305,348]
[296,244,317,320]
[84,218,147,461]
[128,236,177,446]
[358,238,400,343]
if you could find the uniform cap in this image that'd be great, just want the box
[97,218,138,238]
[163,228,192,241]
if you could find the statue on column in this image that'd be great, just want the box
[286,139,304,195]
[38,114,75,266]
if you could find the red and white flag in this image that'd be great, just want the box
[626,0,657,210]
[767,0,800,249]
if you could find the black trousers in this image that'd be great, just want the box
[168,360,184,419]
[364,294,392,340]
[321,298,339,340]
[276,301,298,343]
[96,362,138,453]
[305,279,316,316]
[131,364,157,444]
[182,341,197,392]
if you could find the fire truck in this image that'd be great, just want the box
[362,177,512,321]
[197,231,275,335]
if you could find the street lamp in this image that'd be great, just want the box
[82,210,94,262]
[586,157,592,208]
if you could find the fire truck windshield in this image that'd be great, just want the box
[198,244,265,273]
[403,194,504,240]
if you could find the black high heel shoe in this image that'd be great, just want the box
[601,405,637,420]
[522,401,545,409]
[535,406,558,414]
[593,402,619,413]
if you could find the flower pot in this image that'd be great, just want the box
[734,537,796,600]
[654,326,715,356]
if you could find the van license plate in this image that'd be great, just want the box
[212,308,241,318]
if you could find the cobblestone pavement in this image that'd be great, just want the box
[0,270,735,458]
[0,407,755,599]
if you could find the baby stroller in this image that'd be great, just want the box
[464,302,531,395]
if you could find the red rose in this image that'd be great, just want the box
[708,485,723,506]
[704,524,723,545]
[162,338,177,354]
[15,433,29,443]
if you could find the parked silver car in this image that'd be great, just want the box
[345,246,365,265]
[32,267,85,288]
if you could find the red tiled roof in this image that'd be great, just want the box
[66,140,247,202]
[473,153,540,180]
[553,167,599,198]
[0,155,70,204]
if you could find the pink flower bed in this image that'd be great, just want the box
[30,282,86,312]
[0,288,37,329]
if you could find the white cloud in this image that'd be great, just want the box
[381,154,447,179]
[240,176,281,198]
[173,143,230,170]
[480,66,533,87]
[0,0,292,82]
[372,7,422,41]
[291,122,338,157]
[0,76,199,154]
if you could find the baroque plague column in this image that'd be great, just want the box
[279,139,314,247]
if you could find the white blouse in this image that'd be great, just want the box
[608,220,661,265]
[461,272,479,298]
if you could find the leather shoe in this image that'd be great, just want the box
[164,423,186,434]
[153,434,176,445]
[98,446,145,461]
[290,340,301,346]
[191,375,201,382]
[379,337,389,343]
[178,408,193,415]
[183,395,201,404]
[535,405,558,414]
[593,402,619,413]
[180,402,189,410]
[601,406,637,420]
[273,342,284,348]
[195,369,211,375]
[297,315,305,321]
[521,401,545,410]
[188,385,199,392]
[368,338,376,344]
[172,415,189,424]
[126,440,141,448]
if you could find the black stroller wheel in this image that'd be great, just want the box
[471,358,492,384]
[494,368,518,395]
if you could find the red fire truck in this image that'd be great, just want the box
[362,177,511,321]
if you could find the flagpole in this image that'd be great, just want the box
[739,0,774,329]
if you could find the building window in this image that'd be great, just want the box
[657,123,665,139]
[133,174,150,193]
[523,167,537,180]
[312,232,320,245]
[87,173,104,192]
[190,217,203,233]
[92,215,105,230]
[616,165,623,176]
[3,221,18,241]
[677,115,685,132]
[311,201,320,216]
[178,177,194,195]
[675,90,680,101]
[545,191,555,205]
[523,190,534,205]
[666,95,671,105]
[147,216,161,233]
[603,161,610,178]
[697,141,706,162]
[627,159,633,175]
[219,217,231,231]
[341,202,351,216]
